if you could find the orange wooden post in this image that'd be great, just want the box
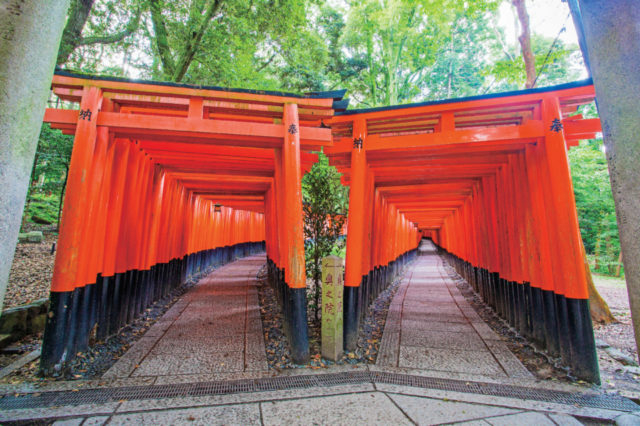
[42,86,102,373]
[281,102,309,363]
[541,96,598,383]
[344,118,367,350]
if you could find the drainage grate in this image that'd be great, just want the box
[0,371,637,413]
[371,371,639,411]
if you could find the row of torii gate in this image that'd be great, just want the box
[41,71,602,382]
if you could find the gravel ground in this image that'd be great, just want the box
[257,264,405,370]
[591,274,640,395]
[5,234,57,309]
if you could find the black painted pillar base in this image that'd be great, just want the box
[40,291,71,375]
[567,298,600,384]
[344,285,360,351]
[288,287,310,364]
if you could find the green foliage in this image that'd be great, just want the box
[488,34,582,91]
[23,124,74,230]
[337,0,499,106]
[302,151,349,320]
[569,135,621,276]
[23,193,61,227]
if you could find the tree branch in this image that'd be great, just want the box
[79,7,142,46]
[172,0,224,82]
[57,0,95,65]
[149,0,176,79]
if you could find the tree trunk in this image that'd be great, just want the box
[0,0,71,311]
[616,250,623,277]
[579,0,640,359]
[57,0,94,65]
[57,0,141,67]
[512,0,536,88]
[57,165,70,232]
[582,244,616,324]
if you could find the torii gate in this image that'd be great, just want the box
[326,80,603,383]
[40,71,346,372]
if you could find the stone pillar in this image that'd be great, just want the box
[578,0,640,361]
[0,0,71,311]
[321,255,344,361]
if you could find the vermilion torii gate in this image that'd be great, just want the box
[40,71,346,372]
[326,80,602,383]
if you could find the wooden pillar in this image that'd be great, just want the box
[344,118,367,350]
[41,87,102,374]
[541,95,599,383]
[281,103,309,363]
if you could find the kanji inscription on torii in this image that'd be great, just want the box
[321,255,344,361]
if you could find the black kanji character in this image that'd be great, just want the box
[353,137,363,149]
[287,124,298,135]
[550,118,563,133]
[79,109,92,121]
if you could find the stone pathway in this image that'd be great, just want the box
[3,252,640,424]
[378,240,532,381]
[103,255,268,382]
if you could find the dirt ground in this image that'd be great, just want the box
[591,274,640,396]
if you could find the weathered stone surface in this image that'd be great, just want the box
[107,255,268,378]
[321,255,344,361]
[261,392,412,426]
[388,394,518,425]
[109,403,261,425]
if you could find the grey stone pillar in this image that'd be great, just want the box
[578,0,640,359]
[0,0,70,311]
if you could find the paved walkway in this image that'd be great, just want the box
[103,255,268,382]
[378,240,532,381]
[3,250,640,424]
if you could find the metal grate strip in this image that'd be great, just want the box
[0,371,637,413]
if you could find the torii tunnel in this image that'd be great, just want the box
[39,71,348,371]
[325,80,602,382]
[39,71,602,382]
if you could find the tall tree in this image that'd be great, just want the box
[339,0,499,107]
[149,0,222,82]
[56,0,141,66]
[511,0,536,88]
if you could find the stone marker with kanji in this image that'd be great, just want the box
[321,255,344,361]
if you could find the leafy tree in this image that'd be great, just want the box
[339,0,499,107]
[57,0,142,70]
[24,124,74,229]
[569,137,621,276]
[302,152,349,322]
[145,0,310,85]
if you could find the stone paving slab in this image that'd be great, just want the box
[260,392,413,426]
[105,255,268,379]
[387,393,519,425]
[400,329,487,350]
[399,346,507,376]
[110,403,262,425]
